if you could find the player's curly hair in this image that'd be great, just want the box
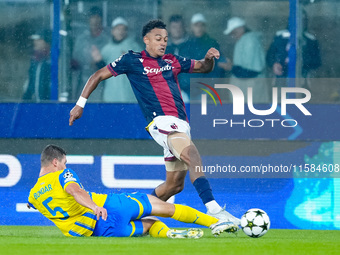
[41,144,67,166]
[142,19,166,37]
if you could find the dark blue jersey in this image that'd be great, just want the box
[106,50,195,123]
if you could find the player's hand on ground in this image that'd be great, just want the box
[205,48,220,60]
[93,206,107,221]
[69,105,84,126]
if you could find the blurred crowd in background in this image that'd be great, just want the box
[0,0,338,104]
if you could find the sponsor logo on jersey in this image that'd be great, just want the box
[143,64,173,75]
[164,59,173,64]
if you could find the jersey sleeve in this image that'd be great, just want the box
[27,201,36,209]
[106,53,130,76]
[59,168,82,190]
[27,193,37,209]
[174,55,195,73]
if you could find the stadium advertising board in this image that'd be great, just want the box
[1,142,339,230]
[1,102,340,140]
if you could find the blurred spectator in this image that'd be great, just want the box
[266,11,321,89]
[166,15,189,56]
[92,17,141,102]
[166,14,191,102]
[181,13,226,100]
[23,29,52,102]
[72,6,110,102]
[223,17,268,103]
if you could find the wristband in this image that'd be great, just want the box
[76,96,87,108]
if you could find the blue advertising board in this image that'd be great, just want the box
[1,103,340,140]
[1,141,339,230]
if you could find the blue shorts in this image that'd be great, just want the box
[92,192,152,237]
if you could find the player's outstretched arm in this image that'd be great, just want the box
[65,183,107,220]
[69,67,113,126]
[192,47,220,73]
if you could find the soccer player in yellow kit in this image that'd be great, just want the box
[28,145,238,238]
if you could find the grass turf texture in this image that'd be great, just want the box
[0,226,339,255]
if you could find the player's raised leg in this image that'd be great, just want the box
[167,132,241,225]
[146,194,238,236]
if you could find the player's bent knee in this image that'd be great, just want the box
[167,132,191,160]
[180,144,201,166]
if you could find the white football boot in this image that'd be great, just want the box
[166,228,204,239]
[207,207,241,226]
[210,220,239,236]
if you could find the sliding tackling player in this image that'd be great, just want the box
[28,144,237,238]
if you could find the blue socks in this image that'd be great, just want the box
[193,176,215,204]
[151,189,158,198]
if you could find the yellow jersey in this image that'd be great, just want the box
[28,168,107,237]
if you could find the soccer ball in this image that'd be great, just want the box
[241,208,270,238]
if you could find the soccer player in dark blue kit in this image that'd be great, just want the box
[69,20,240,226]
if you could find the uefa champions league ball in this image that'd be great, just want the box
[241,208,270,238]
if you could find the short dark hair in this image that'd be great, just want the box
[41,145,66,166]
[142,19,166,37]
[88,6,103,18]
[169,15,184,24]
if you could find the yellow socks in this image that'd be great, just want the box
[149,204,219,238]
[149,221,170,238]
[171,204,219,227]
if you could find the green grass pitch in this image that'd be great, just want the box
[0,226,339,255]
